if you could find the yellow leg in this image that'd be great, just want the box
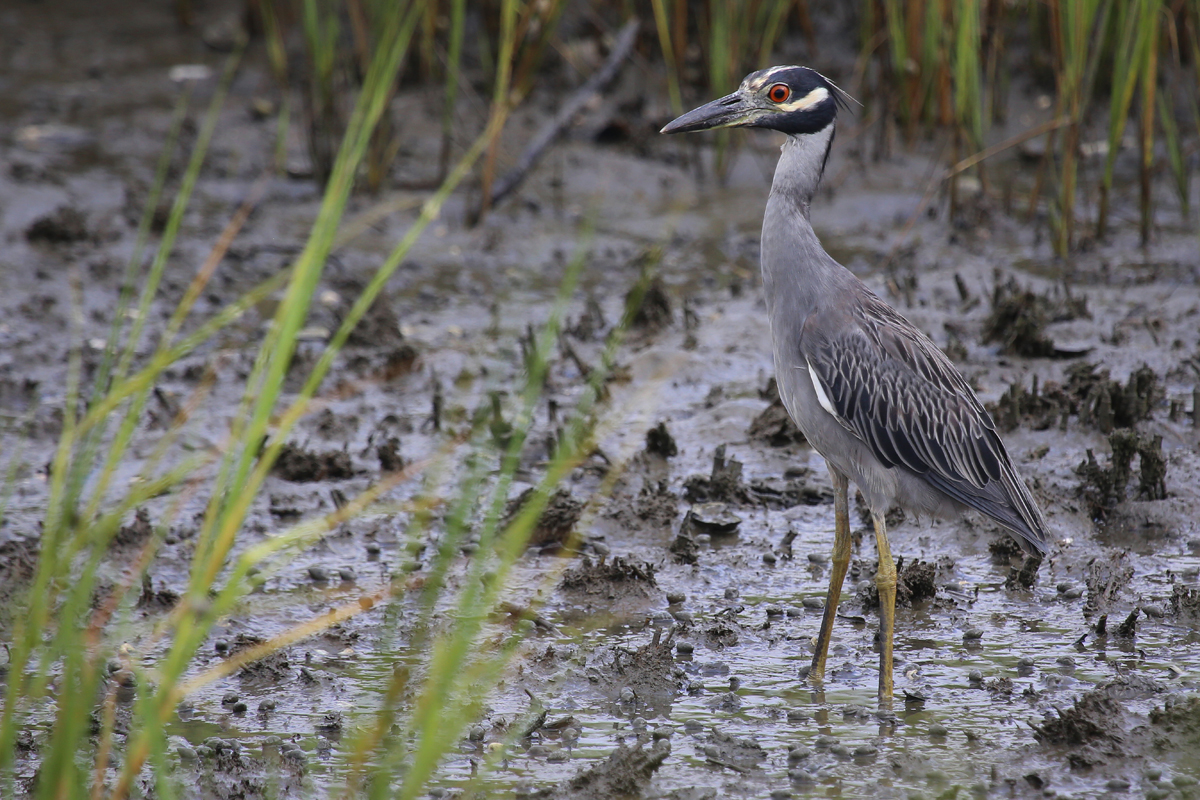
[809,470,851,684]
[873,512,897,704]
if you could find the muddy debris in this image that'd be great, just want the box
[378,343,420,381]
[748,379,806,447]
[1035,675,1163,770]
[1168,584,1200,623]
[701,621,741,649]
[1114,608,1139,638]
[990,363,1164,433]
[860,557,938,609]
[988,535,1025,560]
[1068,363,1164,432]
[669,531,700,565]
[684,445,744,504]
[561,556,657,598]
[981,274,1090,358]
[702,727,767,773]
[535,742,669,800]
[272,443,355,482]
[634,480,677,528]
[629,273,672,333]
[590,631,683,710]
[1076,429,1168,519]
[1033,690,1121,747]
[227,634,293,687]
[567,295,607,341]
[376,437,404,473]
[1004,553,1043,589]
[644,421,678,458]
[113,507,153,548]
[685,445,825,509]
[338,286,404,348]
[136,574,179,610]
[25,206,89,244]
[504,487,584,549]
[1083,552,1134,615]
[1149,694,1200,753]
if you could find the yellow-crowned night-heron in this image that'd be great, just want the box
[662,66,1049,703]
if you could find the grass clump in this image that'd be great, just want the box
[0,5,649,797]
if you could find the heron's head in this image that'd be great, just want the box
[660,66,852,137]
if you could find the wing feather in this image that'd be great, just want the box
[801,293,1048,552]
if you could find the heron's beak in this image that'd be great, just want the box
[660,92,760,134]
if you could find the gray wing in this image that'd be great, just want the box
[802,294,1049,552]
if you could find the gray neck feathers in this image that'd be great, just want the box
[769,125,834,218]
[759,124,847,328]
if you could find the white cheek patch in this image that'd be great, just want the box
[777,87,829,113]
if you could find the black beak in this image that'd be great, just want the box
[660,92,758,134]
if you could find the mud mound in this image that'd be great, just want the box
[988,536,1025,560]
[1168,584,1200,624]
[991,363,1163,433]
[982,275,1089,358]
[560,557,659,618]
[272,443,355,482]
[1035,676,1162,763]
[538,742,669,800]
[1083,552,1134,615]
[562,556,656,594]
[136,574,179,611]
[226,634,293,687]
[702,727,767,772]
[860,557,938,609]
[748,379,806,446]
[340,287,404,348]
[25,206,89,244]
[684,445,826,509]
[1076,429,1168,519]
[1149,695,1200,752]
[376,437,403,473]
[701,619,742,649]
[1035,693,1117,746]
[0,536,39,604]
[629,274,672,332]
[683,445,745,504]
[635,480,677,528]
[644,421,678,458]
[1004,553,1043,589]
[504,488,584,549]
[585,633,682,709]
[113,508,153,548]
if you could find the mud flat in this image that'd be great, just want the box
[2,2,1199,798]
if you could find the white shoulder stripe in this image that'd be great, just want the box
[806,358,839,419]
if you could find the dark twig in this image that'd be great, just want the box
[475,19,639,218]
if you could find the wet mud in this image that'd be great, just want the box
[3,2,1200,799]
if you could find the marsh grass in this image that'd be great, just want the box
[0,3,635,797]
[868,0,1197,253]
[265,1,1194,244]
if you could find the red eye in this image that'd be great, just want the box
[768,83,791,103]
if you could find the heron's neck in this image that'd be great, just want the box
[769,126,834,218]
[760,125,846,326]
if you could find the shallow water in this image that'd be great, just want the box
[3,2,1200,799]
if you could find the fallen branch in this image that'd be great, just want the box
[474,19,639,220]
